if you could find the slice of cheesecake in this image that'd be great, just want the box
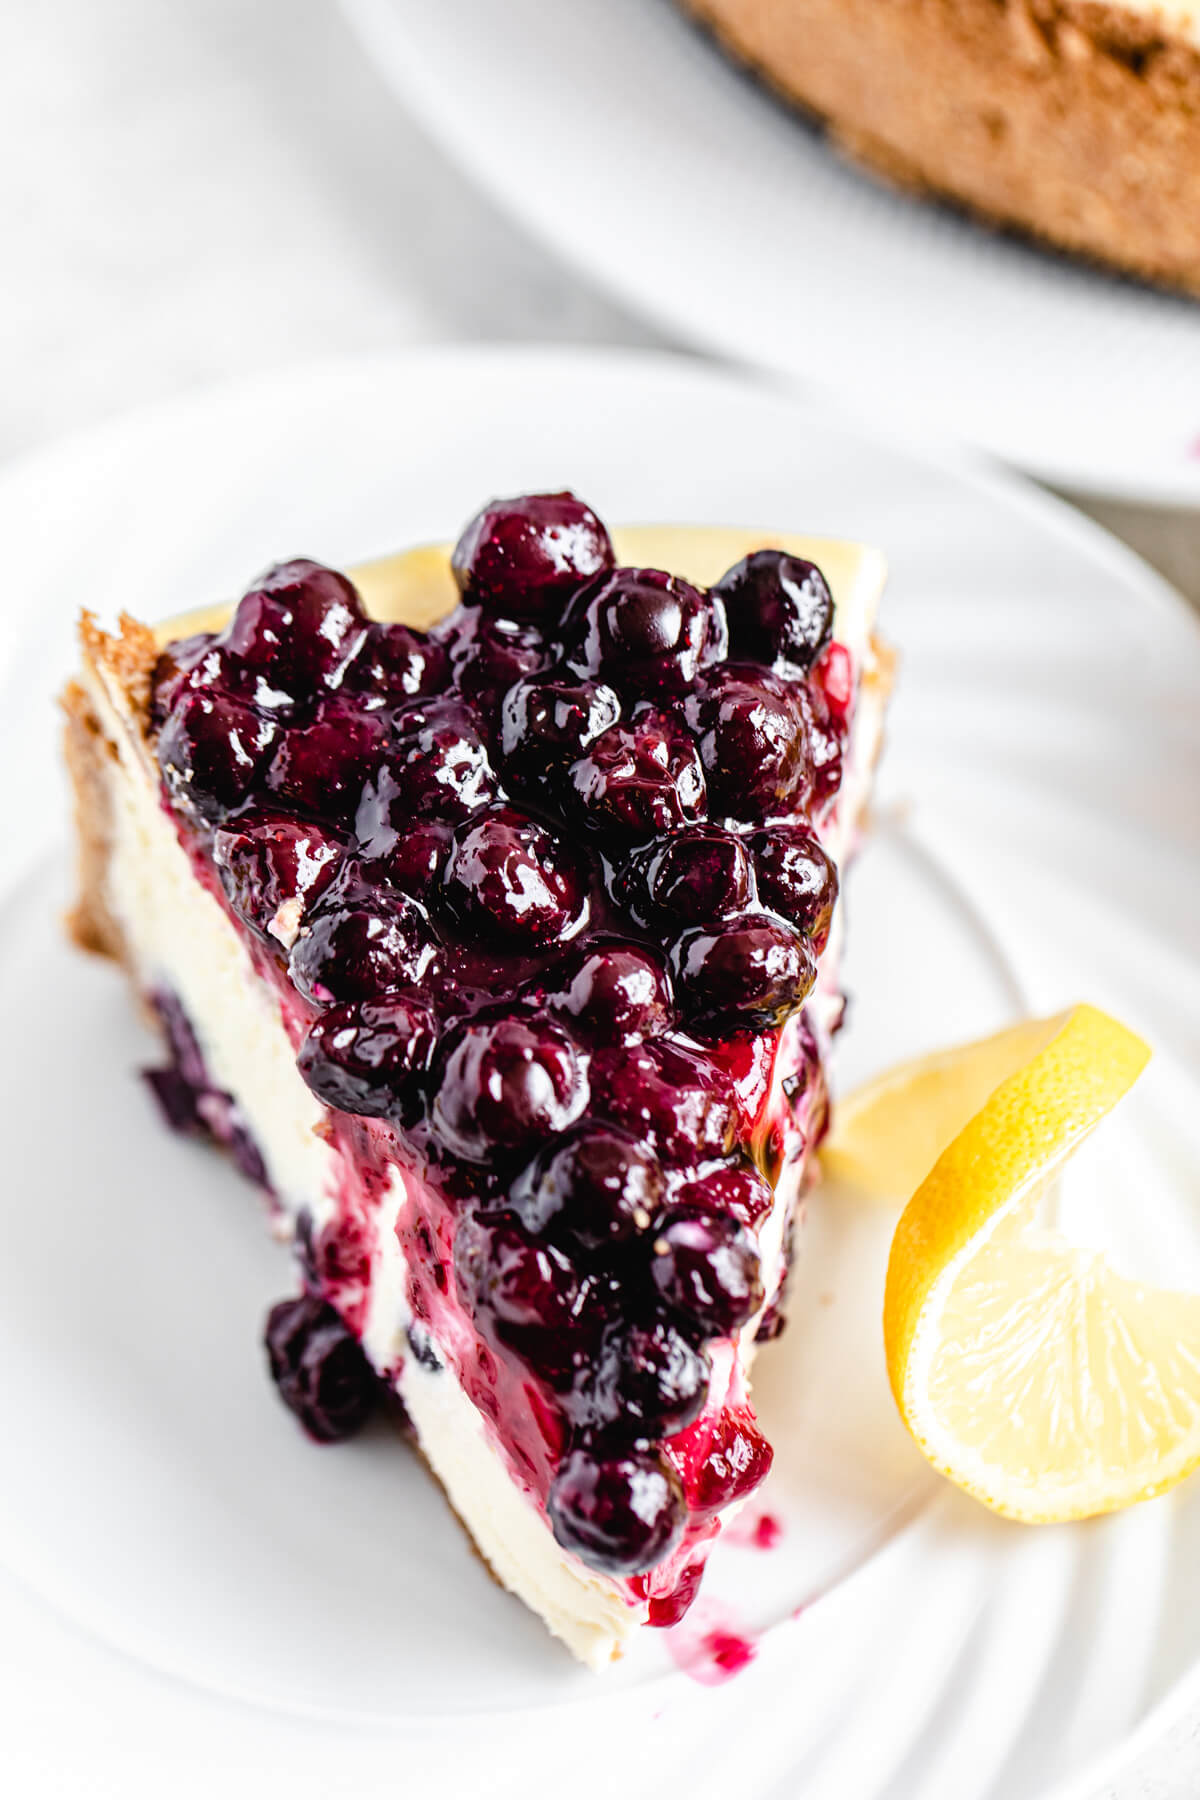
[62,495,890,1668]
[683,0,1200,296]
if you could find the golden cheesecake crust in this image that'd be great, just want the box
[61,614,158,963]
[683,0,1200,295]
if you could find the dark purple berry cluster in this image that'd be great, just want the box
[152,493,848,1576]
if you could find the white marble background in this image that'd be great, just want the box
[1,4,1198,1796]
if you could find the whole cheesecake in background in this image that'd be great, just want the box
[61,494,890,1667]
[683,0,1200,295]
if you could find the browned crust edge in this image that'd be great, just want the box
[59,611,160,964]
[682,0,1200,297]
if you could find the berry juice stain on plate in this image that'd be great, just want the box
[665,1599,760,1685]
[718,1506,785,1550]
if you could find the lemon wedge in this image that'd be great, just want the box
[833,1005,1200,1522]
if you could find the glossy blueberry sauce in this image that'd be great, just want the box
[148,492,855,1612]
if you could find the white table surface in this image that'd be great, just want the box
[1,3,1198,1794]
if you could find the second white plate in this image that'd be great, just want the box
[342,0,1200,505]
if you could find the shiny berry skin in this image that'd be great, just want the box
[714,550,834,673]
[568,709,706,839]
[264,701,388,825]
[510,1123,664,1247]
[651,1206,764,1337]
[684,665,811,823]
[264,1294,375,1442]
[451,492,614,621]
[442,805,589,947]
[688,1410,773,1515]
[548,1446,686,1575]
[150,632,218,725]
[213,815,344,943]
[355,701,497,848]
[156,636,303,720]
[543,941,673,1047]
[753,825,839,951]
[364,821,451,900]
[157,689,278,822]
[453,1214,595,1383]
[799,682,845,816]
[670,912,816,1026]
[297,996,438,1117]
[433,1016,588,1161]
[590,1039,736,1163]
[438,610,552,716]
[288,892,439,1005]
[563,566,727,697]
[570,1318,712,1439]
[222,560,368,698]
[344,621,446,702]
[678,1162,774,1229]
[499,672,620,784]
[637,826,753,925]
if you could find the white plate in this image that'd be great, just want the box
[2,346,1199,1798]
[340,0,1200,507]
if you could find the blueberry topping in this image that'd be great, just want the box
[264,701,388,825]
[355,700,497,846]
[510,1123,663,1247]
[298,996,438,1117]
[590,1039,736,1162]
[563,567,727,697]
[453,1213,596,1384]
[438,609,552,716]
[548,1446,686,1574]
[288,891,439,1005]
[542,941,673,1047]
[364,821,451,900]
[569,1318,711,1439]
[344,620,447,701]
[452,492,614,621]
[714,549,834,672]
[264,1294,376,1442]
[636,825,753,925]
[150,631,220,725]
[213,815,344,941]
[754,824,839,951]
[670,913,816,1026]
[499,672,621,785]
[678,1161,774,1229]
[157,690,278,822]
[568,709,706,838]
[691,1411,773,1514]
[222,560,368,698]
[650,1206,764,1337]
[684,665,811,824]
[442,804,588,947]
[433,1016,588,1160]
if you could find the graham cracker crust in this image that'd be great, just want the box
[683,0,1200,295]
[60,611,159,964]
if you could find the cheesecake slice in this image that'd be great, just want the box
[62,495,889,1668]
[684,0,1200,296]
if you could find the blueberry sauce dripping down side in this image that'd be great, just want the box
[143,990,270,1189]
[149,492,856,1601]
